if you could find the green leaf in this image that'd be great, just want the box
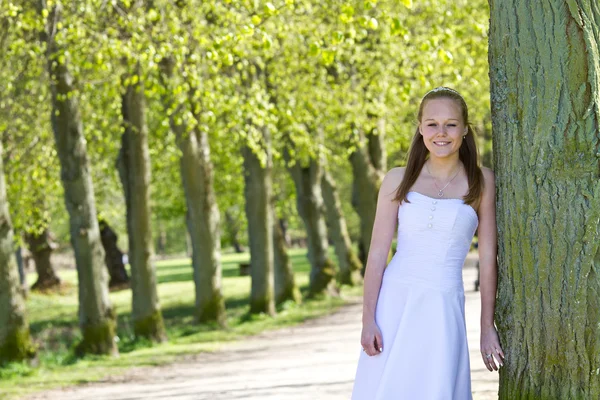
[368,17,378,30]
[309,42,321,56]
[322,49,335,65]
[265,3,276,15]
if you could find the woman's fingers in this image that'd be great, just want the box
[374,331,383,353]
[482,349,500,371]
[361,333,383,357]
[482,344,505,371]
[368,336,379,356]
[495,347,504,366]
[361,337,375,356]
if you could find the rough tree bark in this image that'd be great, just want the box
[25,229,61,291]
[43,1,117,356]
[242,136,276,315]
[98,219,129,288]
[349,123,386,267]
[0,142,35,363]
[273,215,300,305]
[118,68,166,341]
[321,169,363,286]
[490,1,600,398]
[286,155,338,297]
[158,58,225,325]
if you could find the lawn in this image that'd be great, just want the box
[0,248,363,399]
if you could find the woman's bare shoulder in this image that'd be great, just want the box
[382,167,406,186]
[379,167,406,196]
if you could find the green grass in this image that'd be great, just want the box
[0,247,363,399]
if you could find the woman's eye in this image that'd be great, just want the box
[447,124,457,127]
[428,123,437,127]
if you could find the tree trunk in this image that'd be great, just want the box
[158,58,225,325]
[287,157,338,297]
[43,2,117,356]
[242,139,276,315]
[99,219,129,288]
[279,218,291,247]
[273,216,300,305]
[366,118,387,172]
[26,229,61,291]
[180,132,226,324]
[490,1,600,398]
[156,224,167,256]
[118,69,166,342]
[225,210,245,253]
[349,132,384,269]
[0,142,35,363]
[15,247,26,290]
[321,169,363,286]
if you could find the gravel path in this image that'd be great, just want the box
[25,254,498,400]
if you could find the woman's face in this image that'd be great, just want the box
[419,98,467,159]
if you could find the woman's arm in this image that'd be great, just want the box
[360,167,402,356]
[477,167,505,370]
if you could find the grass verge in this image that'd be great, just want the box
[0,247,363,399]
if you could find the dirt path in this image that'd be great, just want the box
[25,255,498,400]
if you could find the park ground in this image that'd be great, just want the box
[14,253,498,400]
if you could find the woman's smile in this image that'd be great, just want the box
[419,98,466,158]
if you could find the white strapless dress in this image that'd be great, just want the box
[351,191,478,400]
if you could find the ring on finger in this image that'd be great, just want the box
[485,353,492,358]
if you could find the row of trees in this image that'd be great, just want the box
[0,0,491,363]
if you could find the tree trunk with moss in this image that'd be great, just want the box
[180,127,226,324]
[349,124,386,267]
[321,169,362,286]
[118,69,166,342]
[158,58,225,325]
[0,142,35,363]
[43,2,117,356]
[273,216,300,305]
[490,1,600,398]
[26,229,60,291]
[287,155,338,297]
[242,137,276,315]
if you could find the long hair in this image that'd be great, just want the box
[393,87,483,205]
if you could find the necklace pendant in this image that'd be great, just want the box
[438,190,444,197]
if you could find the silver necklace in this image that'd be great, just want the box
[425,162,461,198]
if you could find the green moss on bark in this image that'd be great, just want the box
[196,292,227,326]
[0,327,36,364]
[338,252,363,286]
[75,318,118,356]
[308,258,339,298]
[134,310,167,342]
[275,285,302,306]
[249,296,276,316]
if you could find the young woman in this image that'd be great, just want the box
[351,87,504,399]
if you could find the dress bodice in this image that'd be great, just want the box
[384,191,479,290]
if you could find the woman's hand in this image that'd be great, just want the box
[480,325,504,371]
[361,320,383,357]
